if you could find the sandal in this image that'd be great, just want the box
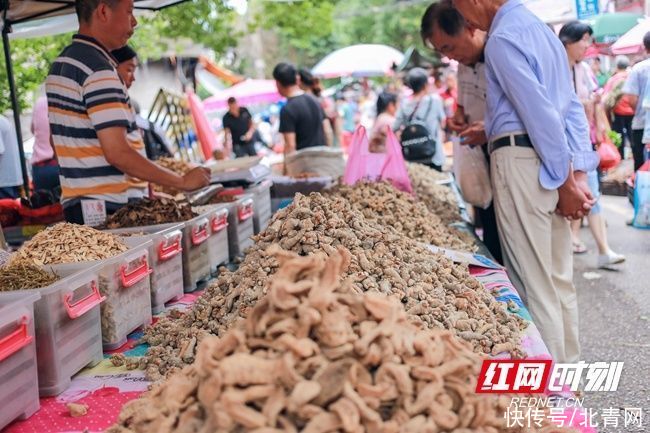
[572,240,587,254]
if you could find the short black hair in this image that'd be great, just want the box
[111,45,137,64]
[558,21,593,46]
[273,62,297,87]
[376,92,397,115]
[227,97,237,105]
[75,0,121,24]
[420,0,466,45]
[406,68,429,93]
[644,31,650,52]
[298,68,315,87]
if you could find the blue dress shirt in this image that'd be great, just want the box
[484,0,599,190]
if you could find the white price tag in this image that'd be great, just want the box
[424,243,503,269]
[81,200,107,227]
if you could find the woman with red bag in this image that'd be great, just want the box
[560,21,625,268]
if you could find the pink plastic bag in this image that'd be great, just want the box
[381,127,413,193]
[343,126,386,185]
[343,125,413,194]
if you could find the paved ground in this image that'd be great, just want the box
[573,195,649,432]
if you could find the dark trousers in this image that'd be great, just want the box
[233,142,257,158]
[476,145,503,264]
[631,129,646,171]
[611,114,633,159]
[0,186,20,199]
[32,164,61,191]
[475,203,503,265]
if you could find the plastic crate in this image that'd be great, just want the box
[108,224,185,314]
[181,213,212,292]
[246,179,272,234]
[0,292,40,430]
[0,266,104,396]
[51,241,153,351]
[219,195,255,259]
[193,206,230,275]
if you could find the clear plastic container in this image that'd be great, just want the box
[219,195,255,260]
[108,224,185,314]
[247,179,273,234]
[193,206,230,275]
[0,292,40,430]
[0,266,104,396]
[51,241,154,351]
[181,213,212,292]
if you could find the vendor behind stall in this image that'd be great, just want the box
[111,45,148,200]
[46,0,210,224]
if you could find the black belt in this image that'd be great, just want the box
[489,134,533,154]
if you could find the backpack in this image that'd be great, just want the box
[400,96,437,161]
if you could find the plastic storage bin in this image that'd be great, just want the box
[0,292,40,430]
[220,195,255,259]
[193,206,230,275]
[51,241,153,351]
[0,266,104,396]
[181,213,212,292]
[109,224,185,314]
[246,179,273,234]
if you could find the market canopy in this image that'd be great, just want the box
[611,17,650,55]
[0,0,189,25]
[589,12,643,44]
[203,79,282,112]
[311,44,404,79]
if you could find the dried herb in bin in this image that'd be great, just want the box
[103,198,198,229]
[0,262,59,291]
[209,194,238,204]
[9,223,128,266]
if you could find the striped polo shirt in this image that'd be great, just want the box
[46,34,147,205]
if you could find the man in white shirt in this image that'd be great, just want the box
[0,115,23,199]
[421,0,502,263]
[622,31,650,171]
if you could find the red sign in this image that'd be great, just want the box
[476,360,553,394]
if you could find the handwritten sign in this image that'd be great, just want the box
[81,200,107,227]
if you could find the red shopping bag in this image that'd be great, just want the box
[381,126,413,193]
[598,138,621,171]
[343,126,386,185]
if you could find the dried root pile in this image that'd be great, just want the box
[142,193,525,380]
[104,198,197,229]
[0,262,59,291]
[110,251,568,433]
[329,181,475,251]
[9,223,128,266]
[153,158,193,196]
[407,163,462,224]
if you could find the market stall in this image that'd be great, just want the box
[0,159,592,432]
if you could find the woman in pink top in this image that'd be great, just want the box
[369,92,398,153]
[30,94,60,191]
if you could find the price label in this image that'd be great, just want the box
[81,200,107,227]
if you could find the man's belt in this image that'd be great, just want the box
[488,134,533,154]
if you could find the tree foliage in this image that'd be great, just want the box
[131,0,238,61]
[0,34,70,113]
[257,0,428,68]
[0,0,237,114]
[255,0,341,66]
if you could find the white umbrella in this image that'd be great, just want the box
[312,44,404,79]
[611,18,650,55]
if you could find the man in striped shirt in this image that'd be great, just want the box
[46,0,210,224]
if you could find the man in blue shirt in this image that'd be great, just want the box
[452,0,599,364]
